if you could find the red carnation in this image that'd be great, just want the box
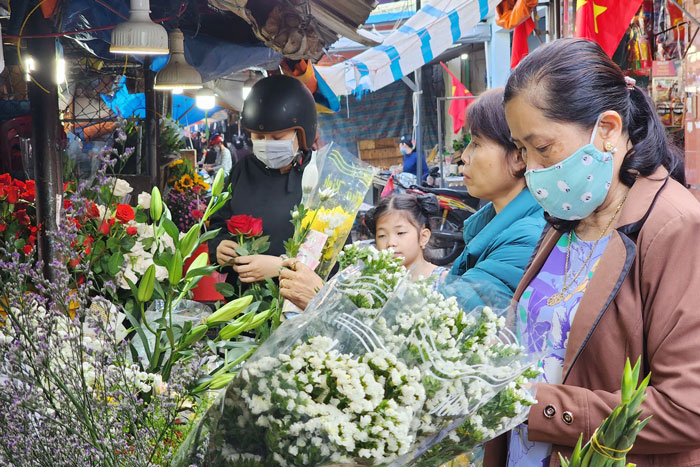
[107,217,116,227]
[115,204,135,224]
[126,226,137,235]
[190,209,204,220]
[226,214,263,237]
[98,221,110,235]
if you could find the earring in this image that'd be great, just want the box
[604,141,617,153]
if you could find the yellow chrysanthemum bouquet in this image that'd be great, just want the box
[285,144,374,279]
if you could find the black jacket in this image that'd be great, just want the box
[208,154,309,286]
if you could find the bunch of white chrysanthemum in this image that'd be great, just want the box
[233,336,426,466]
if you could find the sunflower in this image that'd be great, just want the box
[169,159,184,168]
[179,174,194,189]
[174,181,184,193]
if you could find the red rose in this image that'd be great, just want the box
[115,204,135,224]
[0,223,5,232]
[226,214,263,237]
[190,209,204,220]
[14,209,31,226]
[20,181,35,203]
[22,244,33,255]
[63,199,73,210]
[6,186,19,204]
[0,174,10,185]
[70,258,80,268]
[126,226,137,235]
[86,201,100,219]
[98,221,110,235]
[84,236,94,255]
[107,217,116,226]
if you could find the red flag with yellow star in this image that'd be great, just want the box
[575,0,643,57]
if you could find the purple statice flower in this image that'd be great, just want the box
[0,224,208,466]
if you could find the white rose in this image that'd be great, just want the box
[107,178,134,198]
[137,192,151,210]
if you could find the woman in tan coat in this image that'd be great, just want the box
[484,38,700,466]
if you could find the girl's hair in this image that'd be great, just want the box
[468,88,524,178]
[504,38,685,230]
[365,193,440,234]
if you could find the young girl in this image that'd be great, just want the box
[365,193,447,283]
[279,193,446,310]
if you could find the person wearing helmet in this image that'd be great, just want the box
[208,74,318,289]
[204,134,232,176]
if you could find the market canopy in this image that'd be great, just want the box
[101,77,224,126]
[317,0,500,96]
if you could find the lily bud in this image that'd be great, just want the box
[211,169,225,197]
[206,296,253,326]
[150,187,163,222]
[181,324,208,347]
[137,265,156,303]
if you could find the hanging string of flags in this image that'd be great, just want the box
[316,0,500,97]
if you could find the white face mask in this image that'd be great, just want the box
[253,134,297,169]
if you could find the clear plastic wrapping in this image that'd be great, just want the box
[173,246,545,466]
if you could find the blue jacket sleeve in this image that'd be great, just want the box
[442,218,544,312]
[403,153,417,175]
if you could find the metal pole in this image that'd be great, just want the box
[27,13,61,281]
[437,96,444,188]
[414,68,423,183]
[144,56,159,188]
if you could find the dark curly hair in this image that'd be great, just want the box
[365,193,440,234]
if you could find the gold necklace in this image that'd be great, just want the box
[546,193,628,306]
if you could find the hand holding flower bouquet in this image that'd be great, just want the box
[173,244,544,466]
[285,144,374,279]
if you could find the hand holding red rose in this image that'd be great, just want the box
[226,215,263,237]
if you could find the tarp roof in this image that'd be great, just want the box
[317,0,499,96]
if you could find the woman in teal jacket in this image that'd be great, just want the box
[445,88,545,310]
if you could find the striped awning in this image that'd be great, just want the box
[317,0,499,96]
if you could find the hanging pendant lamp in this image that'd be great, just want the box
[196,87,216,110]
[110,0,169,55]
[154,28,202,90]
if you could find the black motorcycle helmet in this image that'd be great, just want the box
[241,75,317,151]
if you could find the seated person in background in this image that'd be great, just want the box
[204,134,232,176]
[279,193,446,310]
[397,135,429,181]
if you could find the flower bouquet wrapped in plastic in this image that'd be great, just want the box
[286,144,374,280]
[173,245,544,466]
